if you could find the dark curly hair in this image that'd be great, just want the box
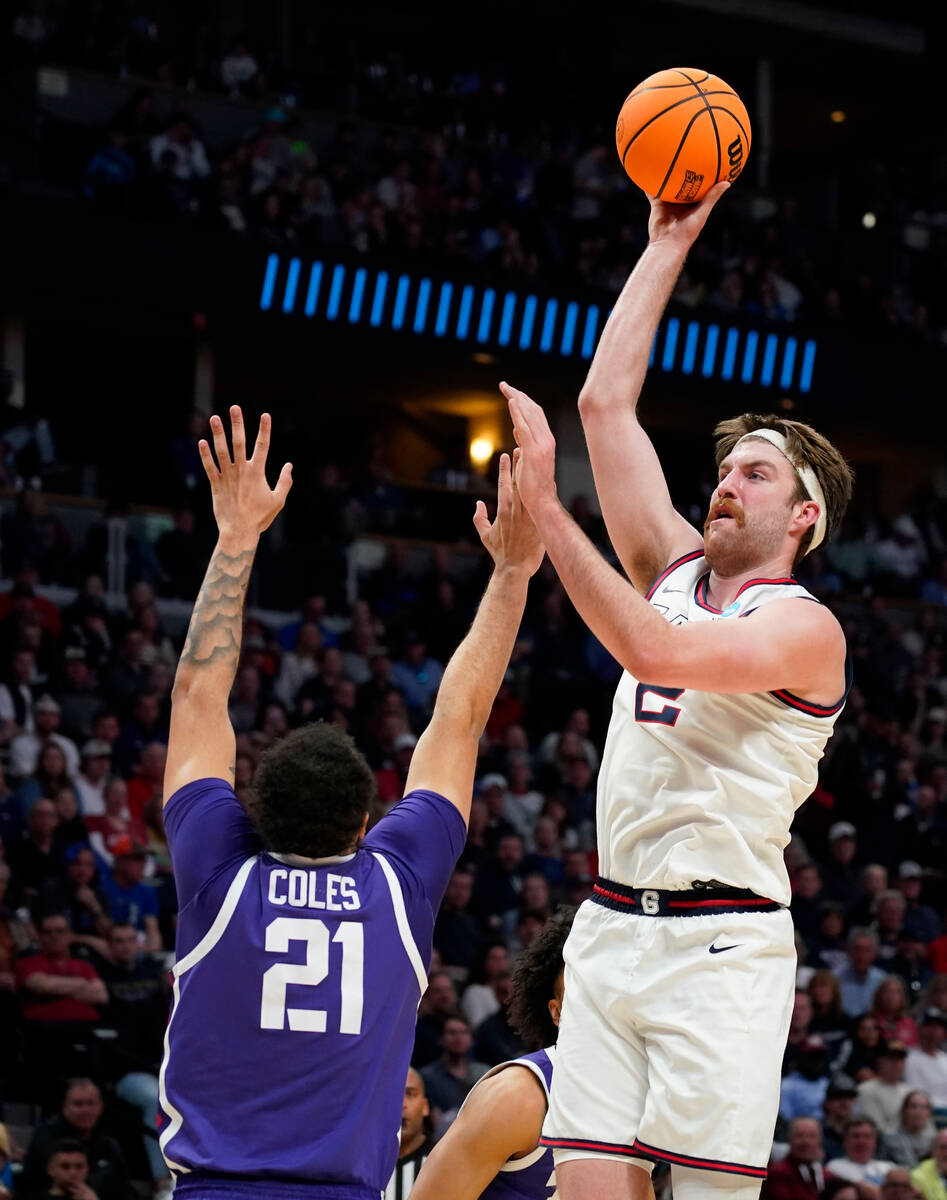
[249,723,375,857]
[508,905,576,1050]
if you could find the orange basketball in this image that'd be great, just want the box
[615,68,751,203]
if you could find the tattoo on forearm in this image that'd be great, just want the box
[178,547,255,673]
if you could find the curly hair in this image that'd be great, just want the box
[249,723,375,858]
[713,413,854,563]
[508,905,576,1050]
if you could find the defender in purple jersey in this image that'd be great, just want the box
[411,908,576,1200]
[159,408,545,1199]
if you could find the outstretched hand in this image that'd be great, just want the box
[199,406,293,539]
[473,450,545,577]
[499,381,559,521]
[647,180,730,252]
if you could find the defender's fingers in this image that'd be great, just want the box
[197,439,219,482]
[472,499,491,540]
[209,414,232,471]
[273,462,293,505]
[252,412,272,463]
[229,406,247,462]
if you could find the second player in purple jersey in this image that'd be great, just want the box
[411,908,575,1200]
[160,781,464,1195]
[159,408,545,1198]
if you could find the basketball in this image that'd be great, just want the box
[615,68,751,203]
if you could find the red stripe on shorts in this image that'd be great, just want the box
[632,1138,767,1178]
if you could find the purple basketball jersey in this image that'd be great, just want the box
[476,1048,557,1200]
[159,778,465,1198]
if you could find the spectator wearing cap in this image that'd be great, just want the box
[882,1091,937,1169]
[856,1041,911,1134]
[8,695,79,783]
[390,633,444,722]
[822,1080,858,1161]
[762,1117,832,1199]
[826,1117,897,1188]
[822,823,861,910]
[911,1128,947,1200]
[73,740,112,818]
[98,839,161,952]
[477,774,514,846]
[905,1010,947,1116]
[889,928,934,1003]
[781,1035,832,1121]
[896,863,942,945]
[838,929,889,1018]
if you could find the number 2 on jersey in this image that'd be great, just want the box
[635,683,685,726]
[260,916,364,1035]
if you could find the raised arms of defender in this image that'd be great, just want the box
[577,183,728,592]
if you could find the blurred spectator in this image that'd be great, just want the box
[98,840,161,952]
[762,1117,831,1199]
[871,977,920,1046]
[9,696,79,783]
[390,634,443,722]
[881,1091,937,1169]
[905,1010,947,1117]
[822,1081,858,1162]
[781,1037,832,1122]
[910,1128,947,1200]
[808,970,850,1065]
[838,930,889,1018]
[837,1015,884,1084]
[148,116,211,184]
[73,742,112,818]
[472,972,525,1067]
[413,971,459,1070]
[856,1041,911,1134]
[432,867,479,972]
[35,845,111,955]
[460,941,510,1028]
[419,1016,489,1115]
[822,823,861,910]
[16,1080,129,1200]
[7,799,62,903]
[826,1118,897,1189]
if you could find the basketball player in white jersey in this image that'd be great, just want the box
[500,182,854,1200]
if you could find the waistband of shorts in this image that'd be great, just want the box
[172,1172,378,1199]
[591,876,783,917]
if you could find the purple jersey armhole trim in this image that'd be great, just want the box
[165,776,237,818]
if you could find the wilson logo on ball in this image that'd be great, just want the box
[727,136,745,181]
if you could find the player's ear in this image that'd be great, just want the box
[548,996,562,1027]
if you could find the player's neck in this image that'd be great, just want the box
[706,551,795,611]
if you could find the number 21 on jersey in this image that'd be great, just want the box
[260,916,364,1034]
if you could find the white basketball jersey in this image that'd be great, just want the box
[597,551,848,906]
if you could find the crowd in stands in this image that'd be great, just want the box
[8,5,947,344]
[0,439,946,1196]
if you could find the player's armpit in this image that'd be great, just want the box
[410,1067,548,1200]
[163,682,236,805]
[578,402,702,593]
[641,598,847,702]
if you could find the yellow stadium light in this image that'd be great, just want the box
[829,110,846,124]
[470,437,494,466]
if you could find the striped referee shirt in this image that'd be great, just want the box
[384,1138,433,1200]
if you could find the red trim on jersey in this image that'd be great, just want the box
[593,884,636,906]
[771,689,846,716]
[666,897,776,909]
[632,1138,768,1178]
[694,572,799,614]
[540,1136,640,1157]
[644,550,705,601]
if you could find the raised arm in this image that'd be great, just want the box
[577,183,728,591]
[410,1067,548,1200]
[164,408,292,802]
[506,385,847,703]
[403,453,544,825]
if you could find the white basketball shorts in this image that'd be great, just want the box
[541,889,796,1181]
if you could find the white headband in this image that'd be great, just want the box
[735,428,827,554]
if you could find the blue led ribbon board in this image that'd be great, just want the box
[259,254,818,392]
